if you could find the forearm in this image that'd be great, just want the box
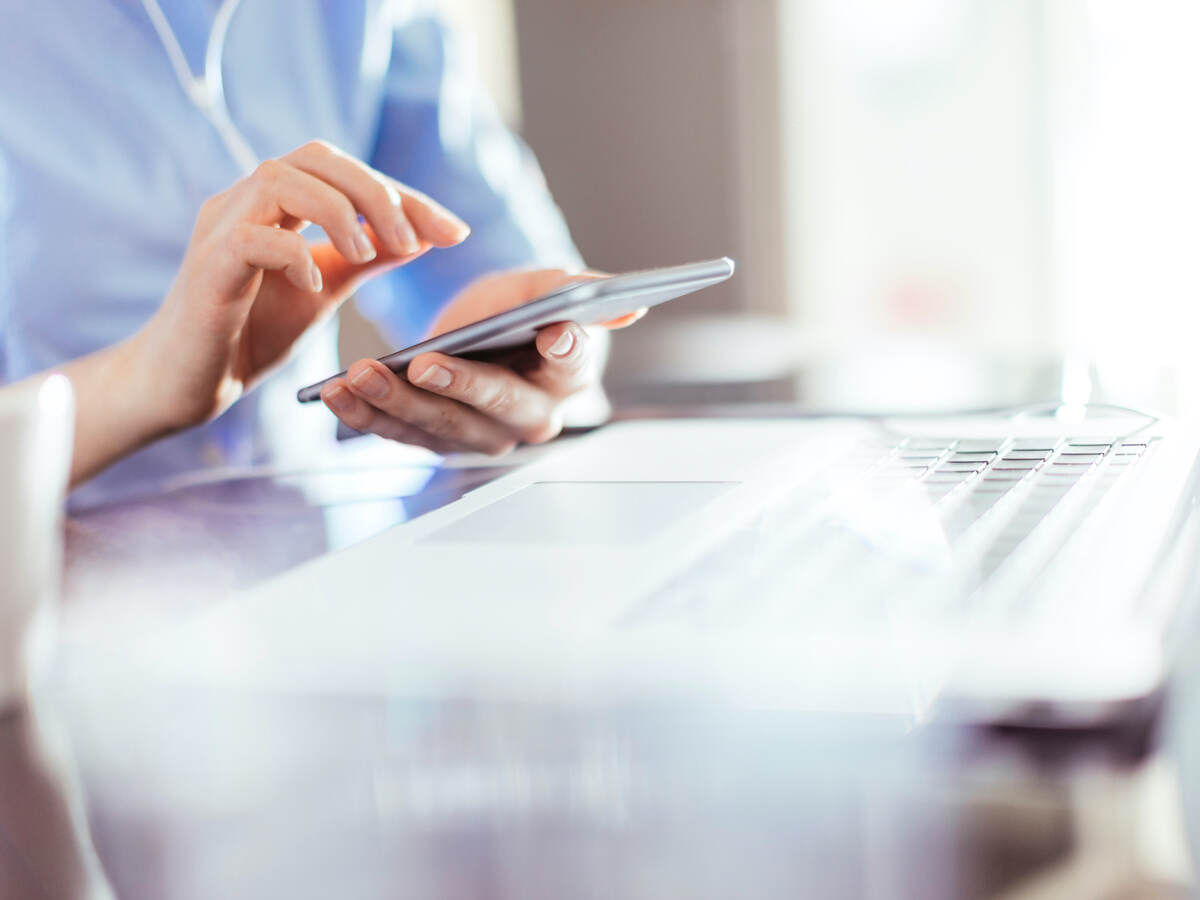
[50,332,171,488]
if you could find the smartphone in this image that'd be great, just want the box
[296,256,735,403]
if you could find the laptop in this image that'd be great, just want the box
[134,405,1200,729]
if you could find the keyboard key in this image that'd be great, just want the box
[994,460,1042,470]
[1058,452,1105,459]
[1003,450,1053,460]
[956,439,1009,452]
[1010,439,1063,451]
[939,461,987,473]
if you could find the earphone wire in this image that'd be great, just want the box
[138,0,259,175]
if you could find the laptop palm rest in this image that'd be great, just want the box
[423,481,738,545]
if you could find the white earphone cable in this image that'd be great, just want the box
[138,0,259,174]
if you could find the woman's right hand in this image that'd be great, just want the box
[134,139,469,431]
[54,140,468,486]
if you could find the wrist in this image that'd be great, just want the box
[59,322,185,487]
[111,320,187,442]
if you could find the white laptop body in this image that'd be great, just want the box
[138,413,1200,728]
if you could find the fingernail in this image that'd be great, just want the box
[394,220,420,255]
[308,263,323,293]
[350,367,389,400]
[547,330,576,358]
[352,227,377,262]
[437,213,470,242]
[413,364,452,390]
[323,384,351,412]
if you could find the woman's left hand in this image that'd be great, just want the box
[319,268,642,455]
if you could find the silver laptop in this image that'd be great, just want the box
[137,405,1200,729]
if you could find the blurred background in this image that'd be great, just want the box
[342,0,1200,417]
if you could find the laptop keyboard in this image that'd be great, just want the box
[644,434,1157,614]
[858,435,1154,581]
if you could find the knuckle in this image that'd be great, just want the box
[197,193,224,222]
[323,195,360,235]
[285,233,311,266]
[227,221,253,246]
[480,380,516,417]
[379,178,403,208]
[251,158,284,187]
[446,366,472,396]
[340,207,362,235]
[426,403,460,438]
[559,355,592,388]
[282,228,308,253]
[369,175,398,208]
[220,224,253,263]
[341,405,375,432]
[382,421,418,445]
[302,139,336,157]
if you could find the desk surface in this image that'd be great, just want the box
[8,424,1196,899]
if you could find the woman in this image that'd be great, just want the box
[0,1,621,503]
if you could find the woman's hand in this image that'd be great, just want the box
[135,140,469,431]
[56,140,468,486]
[319,268,643,455]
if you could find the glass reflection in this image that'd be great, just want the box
[0,704,114,899]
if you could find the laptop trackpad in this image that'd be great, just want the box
[425,481,737,545]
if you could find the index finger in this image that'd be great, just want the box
[286,141,470,253]
[392,183,475,249]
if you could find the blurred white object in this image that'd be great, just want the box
[127,410,1199,731]
[0,375,74,707]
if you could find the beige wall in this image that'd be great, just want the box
[512,0,785,318]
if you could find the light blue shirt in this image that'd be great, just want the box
[0,0,581,507]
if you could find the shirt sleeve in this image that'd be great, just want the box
[358,10,584,346]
